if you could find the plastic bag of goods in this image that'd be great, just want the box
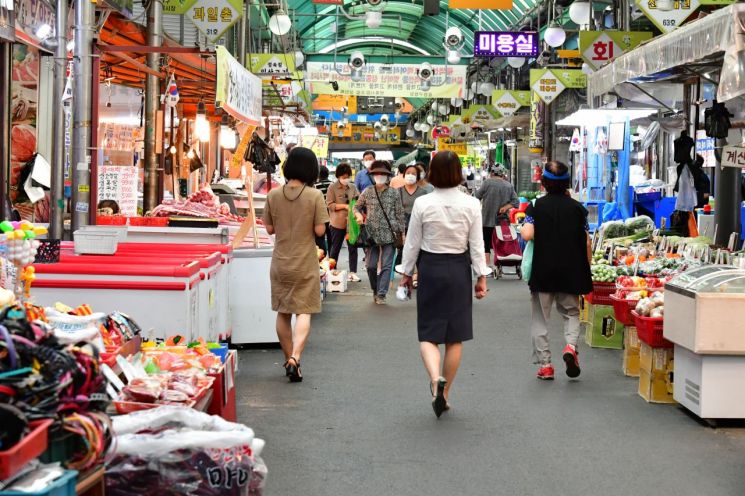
[624,215,655,233]
[107,406,267,496]
[44,308,107,351]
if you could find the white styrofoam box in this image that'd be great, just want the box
[326,270,348,293]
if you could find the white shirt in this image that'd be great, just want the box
[401,187,490,277]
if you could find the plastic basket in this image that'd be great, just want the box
[610,293,638,326]
[632,311,672,348]
[73,230,118,255]
[113,377,214,414]
[0,419,54,480]
[34,239,61,264]
[0,469,77,496]
[79,225,127,243]
[126,217,169,227]
[96,215,127,226]
[586,282,615,305]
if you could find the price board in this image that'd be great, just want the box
[98,165,139,216]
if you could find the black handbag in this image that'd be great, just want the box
[355,225,373,248]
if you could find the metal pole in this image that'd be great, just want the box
[144,0,163,213]
[238,2,248,66]
[0,43,12,219]
[50,0,67,238]
[71,0,94,231]
[714,137,742,246]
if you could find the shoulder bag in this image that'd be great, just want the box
[374,187,404,249]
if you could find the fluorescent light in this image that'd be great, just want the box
[555,108,658,127]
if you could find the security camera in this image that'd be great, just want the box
[418,62,433,81]
[340,106,348,113]
[367,0,384,6]
[394,97,404,110]
[337,121,346,129]
[380,114,390,125]
[348,51,366,70]
[374,121,382,129]
[330,81,339,91]
[444,26,464,48]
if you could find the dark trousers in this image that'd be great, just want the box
[328,226,358,273]
[315,222,331,254]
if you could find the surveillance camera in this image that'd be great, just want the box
[418,62,433,81]
[367,0,384,6]
[330,81,339,91]
[348,51,366,70]
[444,26,464,48]
[394,97,404,110]
[340,106,348,113]
[380,114,390,125]
[374,121,382,129]
[338,121,346,129]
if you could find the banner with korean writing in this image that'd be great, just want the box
[579,31,653,70]
[13,0,54,50]
[636,0,700,34]
[216,45,262,125]
[491,90,531,116]
[299,135,330,159]
[164,0,196,14]
[187,0,243,43]
[330,125,400,145]
[437,138,468,156]
[307,61,467,99]
[721,146,745,168]
[98,165,138,216]
[247,53,299,79]
[530,69,586,104]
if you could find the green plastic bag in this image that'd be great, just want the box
[347,199,360,245]
[521,240,533,282]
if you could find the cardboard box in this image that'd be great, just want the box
[622,326,641,377]
[639,342,674,374]
[638,369,676,404]
[325,270,348,293]
[584,304,624,349]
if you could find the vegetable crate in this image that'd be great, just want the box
[584,304,624,350]
[610,293,638,327]
[586,282,615,306]
[0,419,54,480]
[632,311,672,348]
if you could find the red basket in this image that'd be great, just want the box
[610,293,638,326]
[126,217,169,227]
[586,281,615,305]
[0,418,54,480]
[632,311,672,348]
[96,215,127,225]
[113,377,214,414]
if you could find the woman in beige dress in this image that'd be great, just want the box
[262,147,330,383]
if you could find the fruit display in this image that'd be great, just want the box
[635,291,665,318]
[591,264,617,283]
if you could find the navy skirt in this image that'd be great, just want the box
[416,251,473,344]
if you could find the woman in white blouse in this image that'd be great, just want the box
[400,151,490,418]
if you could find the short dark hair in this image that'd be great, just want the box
[404,165,419,176]
[397,163,406,174]
[335,163,352,178]
[318,165,330,180]
[541,161,571,194]
[363,150,376,160]
[428,151,463,188]
[693,154,704,168]
[283,147,319,186]
[98,199,120,214]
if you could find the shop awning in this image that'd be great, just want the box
[588,4,745,103]
[99,14,217,117]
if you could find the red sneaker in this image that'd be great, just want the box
[536,364,555,380]
[563,345,581,378]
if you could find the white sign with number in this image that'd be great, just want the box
[721,145,745,168]
[636,0,700,34]
[531,73,566,104]
[98,165,138,216]
[187,0,243,43]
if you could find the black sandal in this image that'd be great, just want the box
[431,377,447,418]
[283,360,292,377]
[287,356,303,383]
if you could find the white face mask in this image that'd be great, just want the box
[404,174,417,185]
[373,175,388,185]
[363,160,374,168]
[339,178,350,186]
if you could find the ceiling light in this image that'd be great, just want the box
[34,23,52,40]
[446,50,461,64]
[220,114,236,150]
[478,82,495,96]
[569,1,591,25]
[294,51,305,67]
[268,9,292,36]
[66,40,75,51]
[507,57,525,68]
[187,148,195,159]
[195,101,210,142]
[581,62,593,75]
[451,98,463,107]
[365,11,382,29]
[544,22,566,48]
[406,128,415,137]
[438,104,450,115]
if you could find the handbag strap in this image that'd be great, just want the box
[374,186,398,235]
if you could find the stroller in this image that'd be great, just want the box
[491,215,523,279]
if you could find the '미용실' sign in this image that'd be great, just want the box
[473,31,539,58]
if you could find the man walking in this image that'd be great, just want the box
[474,165,519,266]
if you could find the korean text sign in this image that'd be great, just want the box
[721,146,745,168]
[216,45,262,125]
[473,31,539,58]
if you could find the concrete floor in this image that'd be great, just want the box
[236,271,745,496]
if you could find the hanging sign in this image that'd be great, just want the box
[473,31,539,58]
[0,0,14,42]
[307,62,467,99]
[313,95,357,113]
[530,69,586,104]
[163,0,197,14]
[329,125,401,145]
[449,0,512,8]
[437,138,468,156]
[215,45,262,125]
[247,53,298,79]
[299,135,330,159]
[695,130,716,168]
[491,90,530,116]
[98,165,138,216]
[721,145,745,168]
[13,0,55,50]
[187,0,243,43]
[528,91,544,153]
[579,31,653,70]
[636,0,700,34]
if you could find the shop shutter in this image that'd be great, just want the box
[129,4,200,47]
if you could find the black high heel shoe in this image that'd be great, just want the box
[430,377,447,418]
[287,356,302,383]
[283,360,292,377]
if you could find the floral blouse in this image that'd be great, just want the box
[354,186,405,245]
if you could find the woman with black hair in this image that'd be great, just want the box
[326,163,360,281]
[520,161,592,381]
[262,147,330,383]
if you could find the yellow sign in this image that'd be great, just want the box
[330,125,401,145]
[246,53,298,79]
[299,134,330,159]
[187,0,242,43]
[312,95,358,113]
[437,138,468,156]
